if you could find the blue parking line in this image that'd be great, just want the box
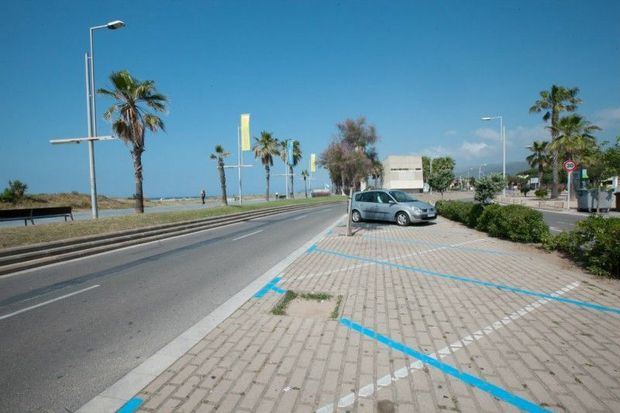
[255,277,285,298]
[364,234,517,256]
[340,318,549,413]
[307,244,317,253]
[116,397,143,413]
[312,247,620,315]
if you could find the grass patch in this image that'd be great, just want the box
[330,295,343,319]
[272,291,298,315]
[0,196,345,249]
[271,290,338,316]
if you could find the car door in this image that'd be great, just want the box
[375,191,395,222]
[360,191,378,219]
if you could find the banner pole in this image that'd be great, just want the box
[238,126,242,206]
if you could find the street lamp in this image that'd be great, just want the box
[481,115,505,196]
[84,20,125,218]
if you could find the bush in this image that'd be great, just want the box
[475,204,502,232]
[545,216,620,278]
[534,188,547,199]
[474,173,506,204]
[0,180,28,203]
[479,204,549,243]
[435,200,484,228]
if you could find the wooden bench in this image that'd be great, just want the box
[0,206,74,226]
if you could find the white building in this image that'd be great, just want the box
[382,155,424,192]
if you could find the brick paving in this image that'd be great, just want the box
[134,217,620,412]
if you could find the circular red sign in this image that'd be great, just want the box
[563,160,576,172]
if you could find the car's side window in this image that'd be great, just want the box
[355,193,362,201]
[367,192,379,203]
[377,192,391,204]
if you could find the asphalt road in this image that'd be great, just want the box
[539,209,587,233]
[0,203,344,412]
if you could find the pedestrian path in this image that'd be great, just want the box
[126,217,620,412]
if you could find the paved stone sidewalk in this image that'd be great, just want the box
[131,217,620,412]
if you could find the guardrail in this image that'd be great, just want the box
[0,201,344,276]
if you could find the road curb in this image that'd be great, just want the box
[76,214,345,413]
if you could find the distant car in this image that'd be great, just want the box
[351,189,436,226]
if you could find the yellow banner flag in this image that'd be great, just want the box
[240,114,250,151]
[310,153,316,172]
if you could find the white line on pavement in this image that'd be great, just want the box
[0,284,100,321]
[292,214,308,221]
[232,230,263,241]
[549,226,562,232]
[317,281,580,413]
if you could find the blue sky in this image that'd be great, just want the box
[1,0,619,197]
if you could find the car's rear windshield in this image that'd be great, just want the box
[389,191,417,202]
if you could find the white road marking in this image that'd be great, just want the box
[0,284,100,321]
[549,226,562,233]
[317,281,580,412]
[232,230,263,241]
[293,214,308,221]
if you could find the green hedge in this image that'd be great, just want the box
[436,200,549,243]
[544,216,620,278]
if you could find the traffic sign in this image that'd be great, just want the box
[563,160,577,172]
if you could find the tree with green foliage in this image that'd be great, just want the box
[526,141,550,186]
[98,70,167,213]
[529,85,581,199]
[279,139,302,198]
[210,145,231,206]
[0,180,28,203]
[474,173,506,204]
[253,131,280,201]
[301,170,309,198]
[548,114,600,163]
[428,169,454,198]
[431,156,455,172]
[422,156,431,183]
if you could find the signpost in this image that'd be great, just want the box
[563,160,577,211]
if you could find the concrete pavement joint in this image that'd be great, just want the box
[318,281,579,412]
[76,214,345,413]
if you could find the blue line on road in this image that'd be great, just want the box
[340,318,549,413]
[255,277,286,298]
[364,235,518,256]
[116,397,143,413]
[306,244,317,253]
[313,247,620,315]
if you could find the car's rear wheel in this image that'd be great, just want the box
[396,211,410,226]
[351,209,362,223]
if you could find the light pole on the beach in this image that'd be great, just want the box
[85,20,125,218]
[481,115,506,196]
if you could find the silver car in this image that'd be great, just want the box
[351,190,436,226]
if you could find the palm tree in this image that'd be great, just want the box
[301,170,309,198]
[279,139,302,198]
[526,141,550,186]
[252,131,279,201]
[98,70,167,213]
[529,85,581,198]
[548,114,600,163]
[210,145,230,206]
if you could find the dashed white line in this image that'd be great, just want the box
[292,214,309,221]
[317,281,580,412]
[232,230,263,241]
[0,284,101,321]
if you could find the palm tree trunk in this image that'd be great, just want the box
[304,178,308,198]
[265,165,270,201]
[538,164,544,187]
[551,152,559,199]
[132,148,145,213]
[218,161,228,206]
[289,165,294,198]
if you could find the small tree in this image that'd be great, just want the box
[474,173,506,204]
[301,170,309,198]
[210,145,230,206]
[1,180,28,203]
[516,175,531,197]
[428,169,454,198]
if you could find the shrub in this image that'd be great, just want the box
[0,180,28,203]
[534,188,547,199]
[474,173,506,204]
[475,204,502,232]
[435,200,483,228]
[545,216,620,278]
[480,204,549,243]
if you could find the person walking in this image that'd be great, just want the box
[200,189,206,205]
